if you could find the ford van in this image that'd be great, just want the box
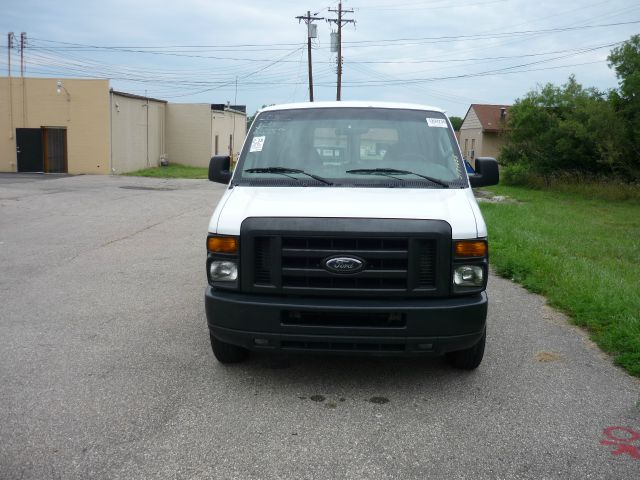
[205,101,498,369]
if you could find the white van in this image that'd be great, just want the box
[205,101,499,369]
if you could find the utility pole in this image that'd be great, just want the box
[7,33,14,77]
[20,32,26,77]
[327,2,354,101]
[20,32,27,126]
[7,33,14,139]
[296,11,324,102]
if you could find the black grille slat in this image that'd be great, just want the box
[282,268,407,278]
[254,237,272,285]
[281,248,408,259]
[282,311,406,328]
[416,240,436,288]
[280,340,405,352]
[282,237,407,250]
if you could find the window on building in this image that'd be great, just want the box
[471,138,476,159]
[229,134,233,156]
[464,138,468,157]
[215,135,219,155]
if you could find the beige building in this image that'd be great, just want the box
[166,103,246,168]
[458,104,510,167]
[110,91,167,174]
[1,77,111,174]
[0,76,246,174]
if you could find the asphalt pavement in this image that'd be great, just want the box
[1,173,638,479]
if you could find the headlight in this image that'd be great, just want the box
[210,260,238,281]
[453,265,484,287]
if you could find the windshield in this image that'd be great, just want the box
[234,107,466,188]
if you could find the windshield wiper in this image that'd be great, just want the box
[345,168,449,188]
[244,167,333,185]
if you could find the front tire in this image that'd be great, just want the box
[210,334,249,364]
[445,329,486,370]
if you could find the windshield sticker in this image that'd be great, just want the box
[249,136,266,152]
[426,118,448,128]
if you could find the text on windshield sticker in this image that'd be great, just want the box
[426,118,448,128]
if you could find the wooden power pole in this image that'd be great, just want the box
[296,11,324,102]
[327,2,354,101]
[7,33,14,78]
[20,32,26,77]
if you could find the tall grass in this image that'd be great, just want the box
[500,165,640,203]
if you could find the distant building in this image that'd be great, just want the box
[166,103,246,168]
[0,77,246,174]
[458,104,510,167]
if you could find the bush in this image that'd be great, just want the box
[500,163,536,186]
[500,36,640,183]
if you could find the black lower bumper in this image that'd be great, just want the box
[205,287,487,356]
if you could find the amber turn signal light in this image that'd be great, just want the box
[207,236,238,254]
[454,240,487,257]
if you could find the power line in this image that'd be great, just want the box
[347,42,621,64]
[13,40,622,69]
[0,36,620,97]
[339,19,640,47]
[353,0,508,11]
[18,19,639,55]
[167,47,305,98]
[15,58,605,90]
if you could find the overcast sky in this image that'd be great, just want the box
[2,0,639,117]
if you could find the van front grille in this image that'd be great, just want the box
[241,217,452,298]
[280,236,411,292]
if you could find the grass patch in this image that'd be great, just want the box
[480,184,640,376]
[123,164,208,179]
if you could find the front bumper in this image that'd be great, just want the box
[205,287,487,356]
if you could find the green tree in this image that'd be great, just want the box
[448,116,463,131]
[608,35,640,104]
[499,36,640,183]
[501,76,629,179]
[607,35,640,164]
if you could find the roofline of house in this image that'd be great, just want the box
[461,103,512,133]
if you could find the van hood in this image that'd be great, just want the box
[211,186,484,239]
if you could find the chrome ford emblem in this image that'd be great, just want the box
[323,256,365,274]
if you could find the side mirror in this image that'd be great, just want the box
[208,156,232,184]
[469,157,499,187]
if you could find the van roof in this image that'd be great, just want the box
[259,101,445,114]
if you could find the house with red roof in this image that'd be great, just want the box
[458,104,510,168]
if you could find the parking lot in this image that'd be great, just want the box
[1,173,639,479]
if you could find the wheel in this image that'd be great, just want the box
[445,329,486,370]
[210,333,249,364]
